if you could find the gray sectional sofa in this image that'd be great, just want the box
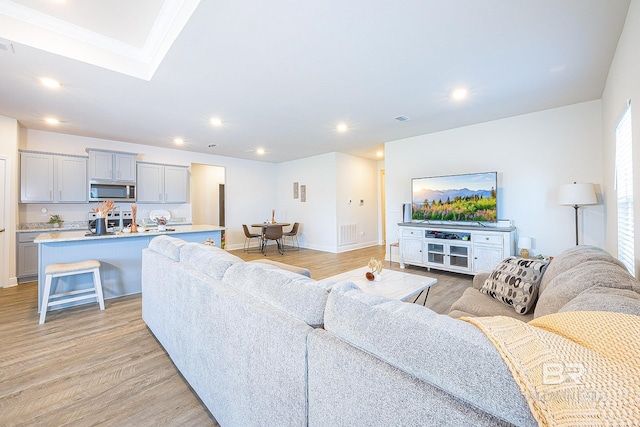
[449,245,640,321]
[141,236,640,426]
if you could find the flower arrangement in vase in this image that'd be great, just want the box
[366,257,383,281]
[155,216,168,231]
[91,200,114,218]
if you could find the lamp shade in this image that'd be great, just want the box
[518,236,532,250]
[558,183,597,206]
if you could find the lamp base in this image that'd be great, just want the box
[520,249,530,259]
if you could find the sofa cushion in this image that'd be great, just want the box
[449,287,535,321]
[222,262,334,327]
[558,286,640,316]
[534,259,638,318]
[148,235,187,261]
[480,257,549,314]
[539,245,626,296]
[323,282,534,425]
[179,242,243,280]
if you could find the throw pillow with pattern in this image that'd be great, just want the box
[480,257,550,314]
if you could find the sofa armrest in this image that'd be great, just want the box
[472,272,490,290]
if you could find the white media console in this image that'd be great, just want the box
[398,222,516,275]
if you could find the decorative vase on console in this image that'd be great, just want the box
[271,209,276,224]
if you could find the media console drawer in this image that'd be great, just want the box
[475,234,503,245]
[402,228,421,237]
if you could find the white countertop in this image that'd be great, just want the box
[35,225,225,243]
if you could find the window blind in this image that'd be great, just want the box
[615,102,634,276]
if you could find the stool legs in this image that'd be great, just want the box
[39,265,105,324]
[93,267,105,311]
[39,273,54,324]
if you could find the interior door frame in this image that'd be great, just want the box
[0,156,9,288]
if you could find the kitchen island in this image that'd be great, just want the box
[35,225,224,312]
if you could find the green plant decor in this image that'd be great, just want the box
[48,214,63,226]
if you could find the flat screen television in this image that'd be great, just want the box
[411,172,497,223]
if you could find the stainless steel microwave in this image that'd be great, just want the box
[89,180,136,201]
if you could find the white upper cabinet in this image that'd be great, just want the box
[20,152,54,202]
[136,163,163,203]
[57,156,87,202]
[20,151,87,203]
[88,150,136,182]
[137,163,188,204]
[164,166,189,203]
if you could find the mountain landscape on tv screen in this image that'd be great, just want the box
[412,188,493,205]
[412,187,497,222]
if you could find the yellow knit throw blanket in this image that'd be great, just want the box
[463,311,640,426]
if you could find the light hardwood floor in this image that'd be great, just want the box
[0,244,471,426]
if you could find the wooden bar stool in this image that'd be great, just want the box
[39,260,105,324]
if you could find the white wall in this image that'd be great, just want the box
[601,0,640,276]
[276,153,337,251]
[385,100,604,257]
[276,152,379,252]
[335,153,379,250]
[20,129,277,249]
[191,163,225,226]
[0,115,19,287]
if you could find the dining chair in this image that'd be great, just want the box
[242,224,262,253]
[283,222,299,250]
[262,225,284,255]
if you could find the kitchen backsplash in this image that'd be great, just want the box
[19,202,192,227]
[18,217,189,231]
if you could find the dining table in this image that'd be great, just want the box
[251,223,291,255]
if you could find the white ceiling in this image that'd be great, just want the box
[0,0,631,163]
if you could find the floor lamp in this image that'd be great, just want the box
[558,182,597,245]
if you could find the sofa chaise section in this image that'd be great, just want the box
[307,282,537,427]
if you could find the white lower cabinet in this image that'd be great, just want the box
[17,232,40,281]
[399,224,515,275]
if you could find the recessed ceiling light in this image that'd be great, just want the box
[44,117,59,125]
[256,148,265,155]
[337,123,348,132]
[40,77,62,89]
[376,151,384,158]
[174,138,184,145]
[210,117,223,127]
[451,88,468,100]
